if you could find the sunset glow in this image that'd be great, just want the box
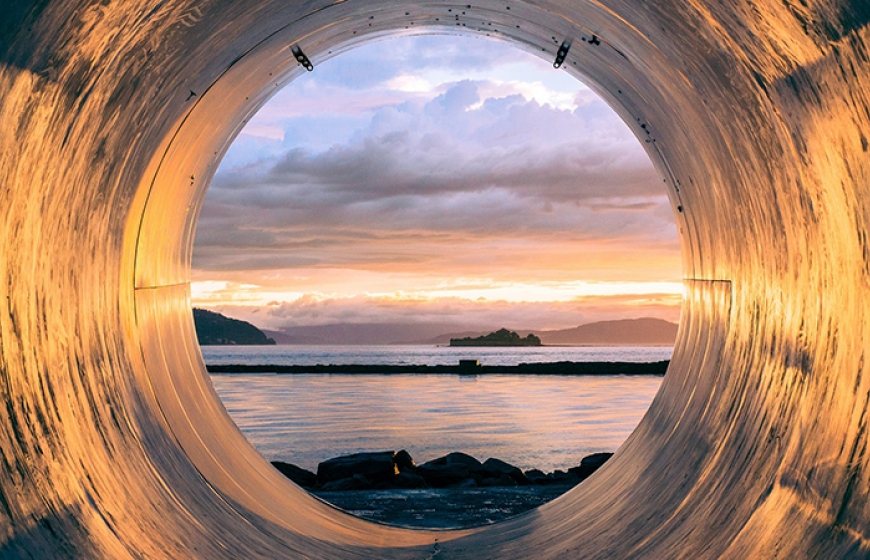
[192,34,682,332]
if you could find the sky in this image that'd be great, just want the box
[191,33,682,332]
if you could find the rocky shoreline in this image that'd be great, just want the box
[271,450,612,527]
[274,449,612,491]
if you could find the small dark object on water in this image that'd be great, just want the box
[458,359,481,373]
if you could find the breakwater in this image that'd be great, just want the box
[206,360,670,375]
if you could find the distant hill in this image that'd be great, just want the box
[539,318,677,345]
[450,328,542,347]
[193,308,276,346]
[261,317,678,346]
[261,329,309,345]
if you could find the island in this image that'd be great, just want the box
[193,308,276,345]
[449,328,542,347]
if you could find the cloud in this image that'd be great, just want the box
[195,78,672,271]
[200,292,682,331]
[313,34,524,90]
[212,81,657,199]
[191,34,681,328]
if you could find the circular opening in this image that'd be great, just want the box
[126,0,709,552]
[189,33,681,529]
[5,0,865,557]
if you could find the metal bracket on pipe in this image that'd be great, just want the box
[553,39,571,68]
[291,44,314,71]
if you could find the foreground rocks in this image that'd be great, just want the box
[317,451,397,488]
[271,450,612,492]
[272,461,317,487]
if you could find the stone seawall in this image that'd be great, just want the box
[207,360,670,375]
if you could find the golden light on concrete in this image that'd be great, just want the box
[1,1,868,558]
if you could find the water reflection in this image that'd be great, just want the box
[211,373,662,473]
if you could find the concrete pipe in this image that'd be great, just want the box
[0,1,867,558]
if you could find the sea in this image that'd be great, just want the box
[206,345,670,473]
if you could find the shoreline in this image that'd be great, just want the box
[206,359,669,375]
[272,450,614,528]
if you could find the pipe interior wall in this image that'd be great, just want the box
[0,1,867,558]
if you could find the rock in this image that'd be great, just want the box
[567,452,613,481]
[435,452,483,469]
[271,461,316,488]
[304,449,614,492]
[581,452,613,468]
[417,452,483,487]
[479,458,527,485]
[193,308,276,345]
[524,469,549,484]
[394,471,427,488]
[546,469,575,484]
[317,451,397,486]
[394,449,415,472]
[319,474,372,492]
[478,474,517,487]
[417,463,474,487]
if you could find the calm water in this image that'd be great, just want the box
[202,344,673,366]
[208,345,668,472]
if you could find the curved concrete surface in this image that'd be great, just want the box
[1,1,868,558]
